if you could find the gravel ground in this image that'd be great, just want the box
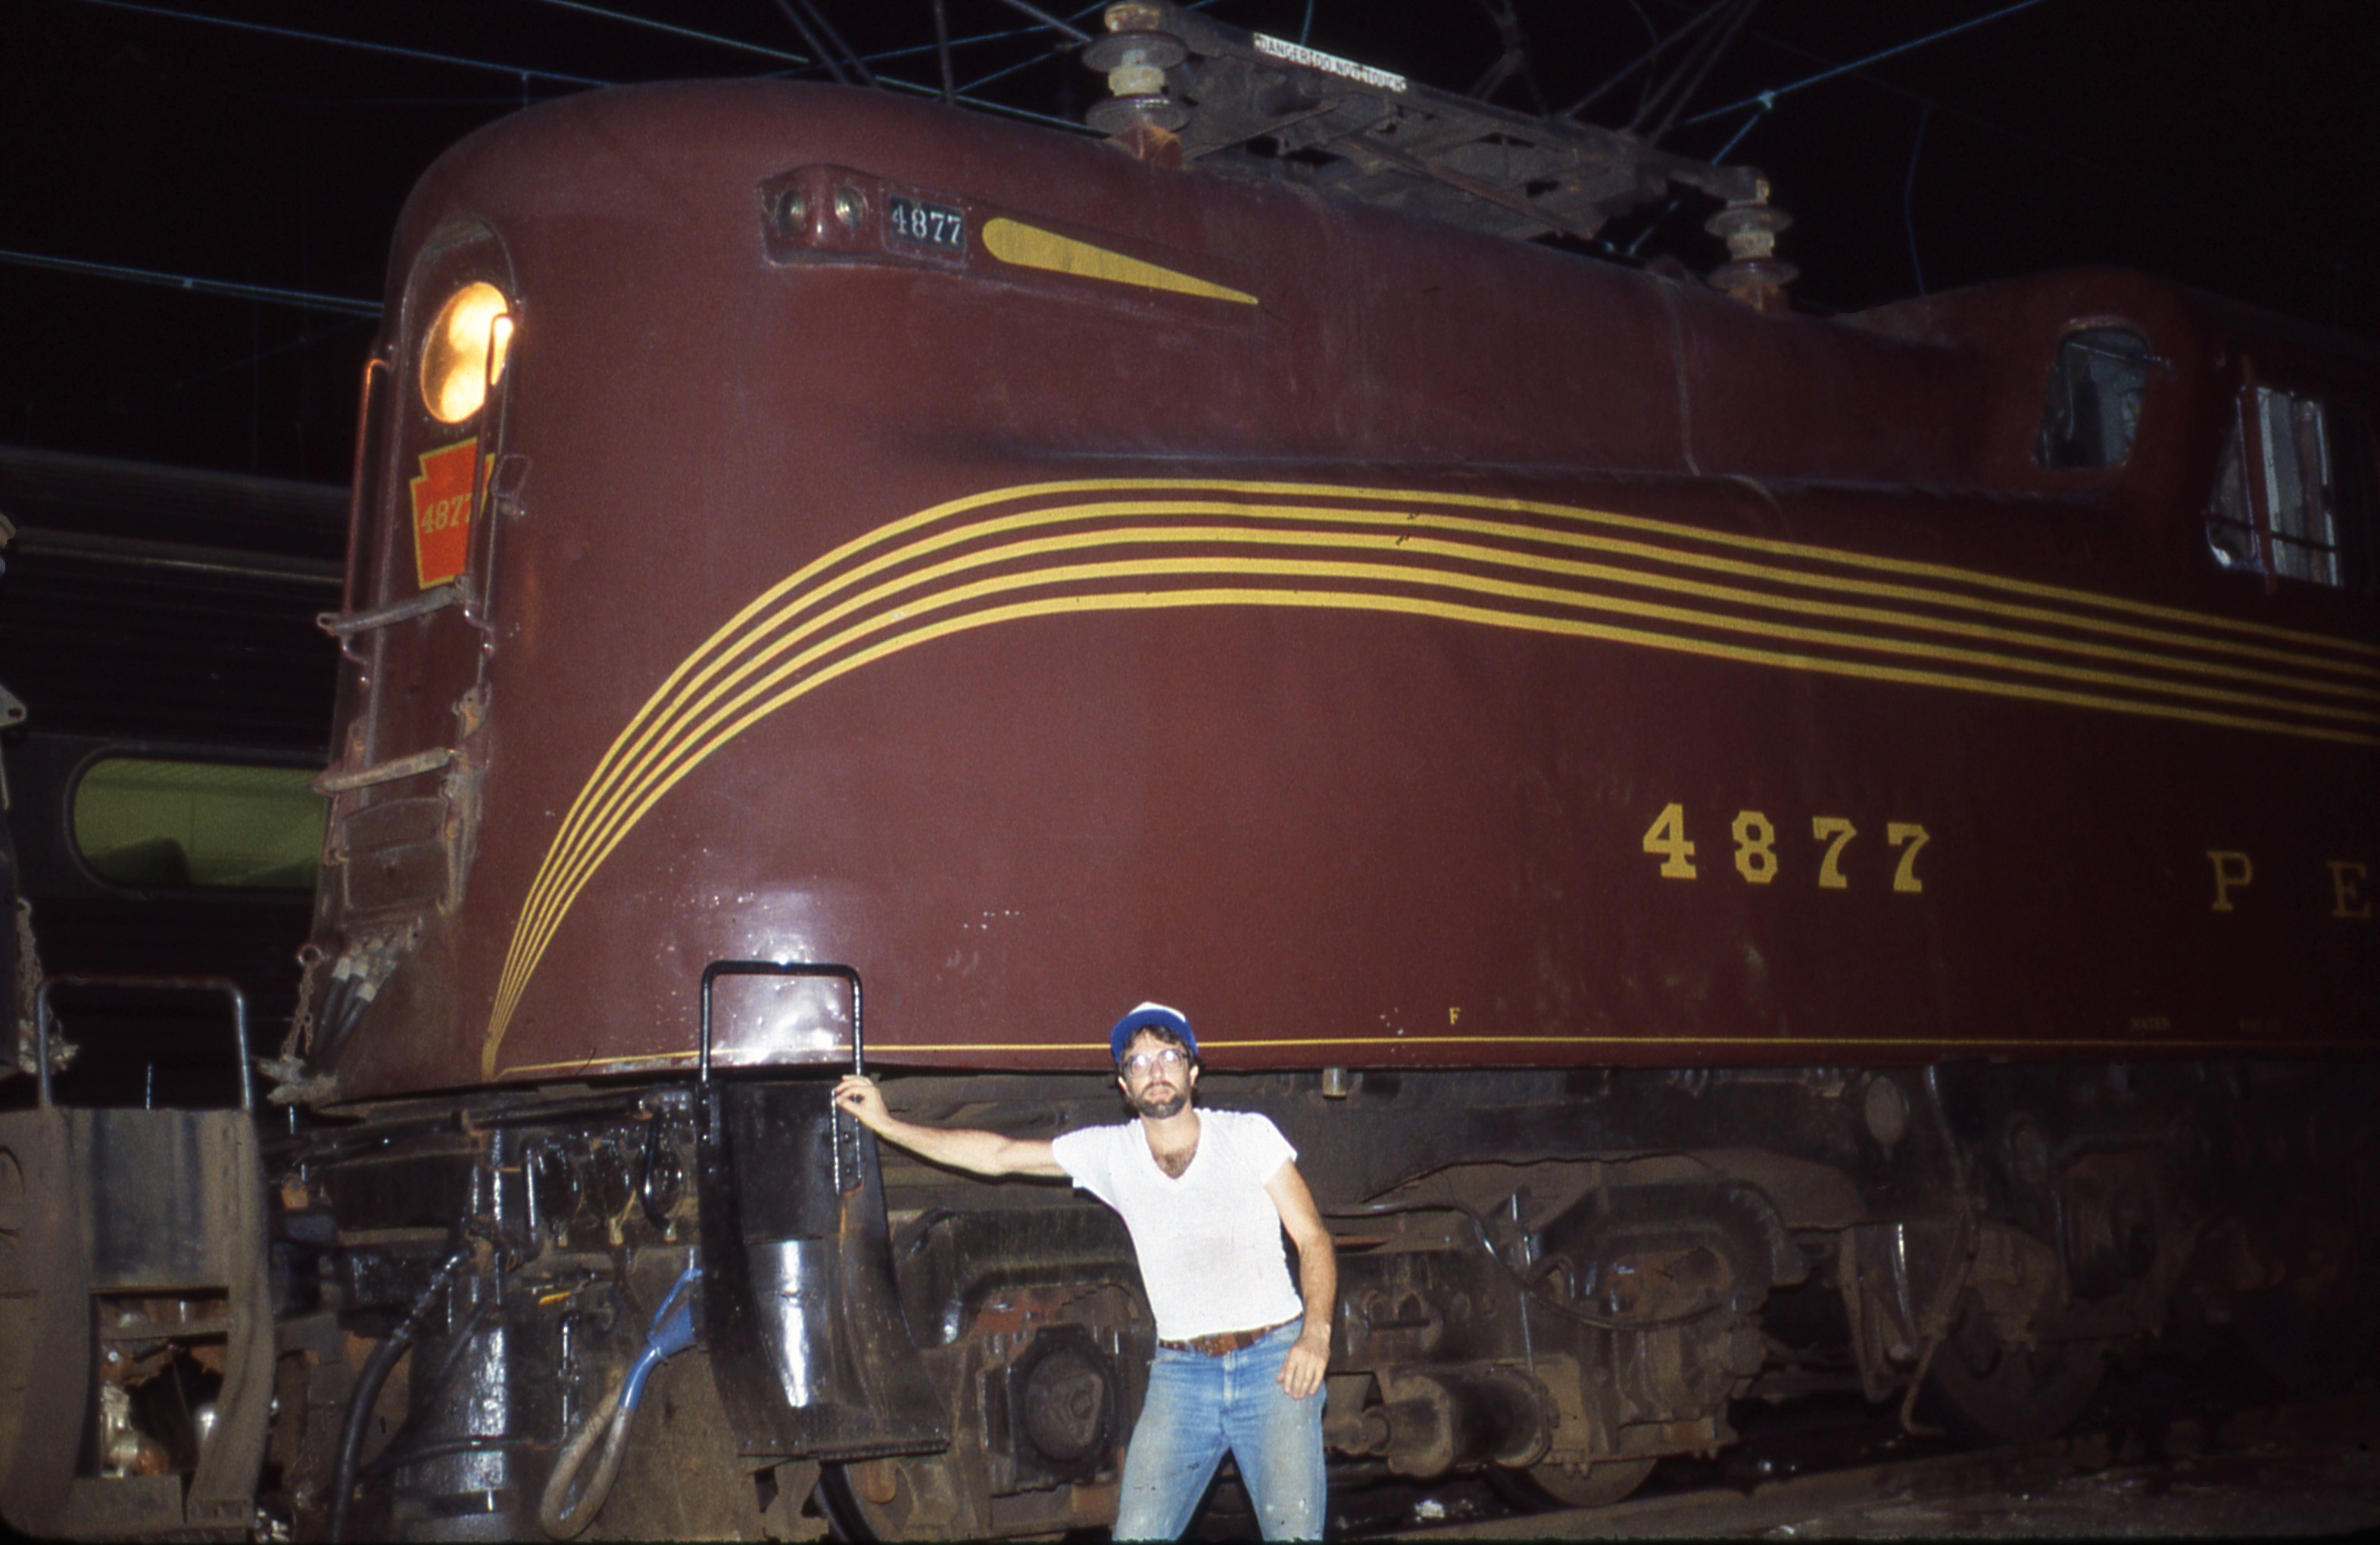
[1411,1392,2380,1540]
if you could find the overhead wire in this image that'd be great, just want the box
[847,9,1095,70]
[1647,0,2349,267]
[872,73,1096,133]
[958,46,1065,97]
[986,0,1096,46]
[946,0,1126,98]
[769,0,853,84]
[769,0,876,86]
[1467,0,1549,114]
[932,0,956,103]
[1563,0,1730,120]
[75,0,613,87]
[1625,0,1745,133]
[1620,0,1662,118]
[139,65,554,108]
[1683,0,2054,126]
[0,249,382,317]
[796,0,875,84]
[164,317,379,395]
[1639,0,1764,145]
[61,0,2347,327]
[530,0,807,67]
[1620,97,1773,257]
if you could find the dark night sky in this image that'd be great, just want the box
[5,0,2376,485]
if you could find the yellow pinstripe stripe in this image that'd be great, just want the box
[493,532,2374,1068]
[494,490,2375,1029]
[498,1032,2357,1077]
[482,479,2378,1075]
[501,516,2374,1024]
[498,482,1087,930]
[496,498,2376,1029]
[1358,504,2377,684]
[1122,477,2380,660]
[489,576,2377,1072]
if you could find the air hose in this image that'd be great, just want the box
[538,1258,703,1539]
[329,1249,470,1544]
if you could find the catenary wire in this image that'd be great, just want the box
[1639,0,1763,143]
[0,249,382,317]
[530,0,808,67]
[987,0,1096,46]
[1622,98,1773,257]
[74,0,614,87]
[164,317,379,395]
[849,8,1096,69]
[1683,0,2055,125]
[769,0,875,86]
[1650,0,2347,268]
[1564,0,1731,120]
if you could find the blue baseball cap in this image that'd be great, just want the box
[1109,1001,1197,1062]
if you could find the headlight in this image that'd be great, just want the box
[420,281,513,424]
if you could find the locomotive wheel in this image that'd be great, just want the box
[812,1463,885,1541]
[1920,1292,2107,1444]
[1492,1456,1655,1511]
[814,1456,973,1541]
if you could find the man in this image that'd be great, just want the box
[832,1002,1336,1542]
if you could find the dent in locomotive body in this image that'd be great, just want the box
[61,28,2373,1544]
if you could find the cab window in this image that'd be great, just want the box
[2206,384,2374,590]
[2038,326,2153,470]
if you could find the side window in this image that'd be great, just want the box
[2205,383,2373,590]
[2038,326,2154,470]
[73,757,327,890]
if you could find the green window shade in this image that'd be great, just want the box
[73,758,326,890]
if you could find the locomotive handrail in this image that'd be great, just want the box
[340,354,388,618]
[33,974,254,1113]
[316,578,468,639]
[313,745,455,796]
[696,959,864,1089]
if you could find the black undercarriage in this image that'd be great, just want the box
[19,1056,2348,1540]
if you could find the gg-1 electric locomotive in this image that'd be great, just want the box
[5,4,2375,1538]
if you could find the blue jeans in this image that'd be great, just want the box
[1113,1320,1326,1542]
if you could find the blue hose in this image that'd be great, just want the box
[538,1259,702,1538]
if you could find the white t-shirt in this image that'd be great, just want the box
[1050,1108,1307,1344]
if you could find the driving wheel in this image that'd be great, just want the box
[1920,1291,2107,1443]
[1494,1455,1655,1511]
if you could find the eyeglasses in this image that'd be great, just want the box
[1121,1047,1187,1076]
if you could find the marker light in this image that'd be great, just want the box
[420,281,513,424]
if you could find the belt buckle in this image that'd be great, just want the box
[1196,1321,1274,1356]
[1161,1319,1286,1356]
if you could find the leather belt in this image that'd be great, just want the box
[1159,1319,1293,1356]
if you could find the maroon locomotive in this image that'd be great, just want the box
[7,4,2375,1538]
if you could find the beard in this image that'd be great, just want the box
[1129,1082,1190,1119]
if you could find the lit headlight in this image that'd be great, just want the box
[420,281,513,424]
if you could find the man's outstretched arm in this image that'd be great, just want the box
[833,1074,1067,1178]
[1265,1160,1337,1400]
